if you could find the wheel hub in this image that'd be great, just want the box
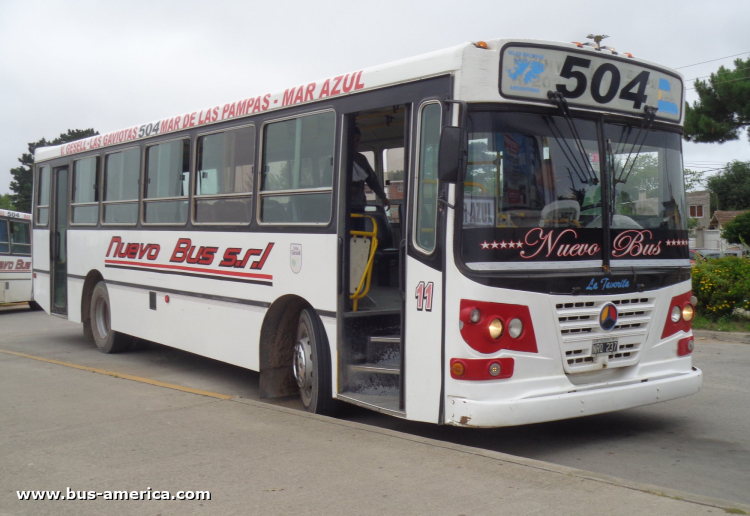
[293,336,313,392]
[94,297,109,340]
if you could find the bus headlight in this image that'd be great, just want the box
[682,304,694,322]
[488,362,501,377]
[670,305,681,323]
[488,319,504,339]
[508,318,523,338]
[470,308,481,323]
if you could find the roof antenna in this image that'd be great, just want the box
[581,34,618,54]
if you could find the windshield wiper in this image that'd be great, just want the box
[547,91,599,186]
[609,105,659,185]
[543,117,591,186]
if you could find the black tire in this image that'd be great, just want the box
[89,281,131,354]
[28,301,43,311]
[292,308,337,415]
[82,320,94,342]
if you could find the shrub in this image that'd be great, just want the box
[692,256,750,319]
[721,210,750,245]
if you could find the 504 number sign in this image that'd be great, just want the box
[556,56,649,109]
[500,45,682,122]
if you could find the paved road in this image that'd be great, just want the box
[2,306,749,506]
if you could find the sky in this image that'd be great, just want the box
[1,0,749,197]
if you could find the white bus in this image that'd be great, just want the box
[32,38,701,427]
[0,209,37,308]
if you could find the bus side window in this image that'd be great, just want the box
[194,125,255,224]
[413,102,442,253]
[10,220,31,255]
[36,165,50,226]
[71,156,100,225]
[260,111,335,224]
[103,147,140,225]
[0,219,9,253]
[143,139,190,225]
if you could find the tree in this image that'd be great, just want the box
[9,129,98,212]
[684,168,705,192]
[706,160,750,211]
[684,57,750,145]
[0,193,14,210]
[721,210,750,245]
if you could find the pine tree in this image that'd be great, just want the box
[684,57,750,145]
[10,129,98,212]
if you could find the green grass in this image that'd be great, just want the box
[693,314,750,333]
[724,508,749,515]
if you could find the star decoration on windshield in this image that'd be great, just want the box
[479,240,525,250]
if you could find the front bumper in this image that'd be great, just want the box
[445,367,702,427]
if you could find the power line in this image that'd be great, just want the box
[686,64,750,82]
[686,75,750,91]
[675,51,750,69]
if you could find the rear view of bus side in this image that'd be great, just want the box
[32,38,700,427]
[0,209,35,307]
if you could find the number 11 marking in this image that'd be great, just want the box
[415,281,434,312]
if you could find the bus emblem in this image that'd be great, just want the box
[599,303,618,331]
[290,244,302,274]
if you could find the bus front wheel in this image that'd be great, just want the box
[89,281,131,354]
[292,308,336,415]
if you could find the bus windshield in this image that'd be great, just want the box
[460,111,687,270]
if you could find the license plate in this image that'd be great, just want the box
[591,338,618,356]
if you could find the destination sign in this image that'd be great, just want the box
[500,44,683,122]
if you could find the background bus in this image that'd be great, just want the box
[32,38,700,427]
[0,209,38,308]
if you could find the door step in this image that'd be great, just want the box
[337,392,405,418]
[366,335,401,364]
[343,334,403,412]
[349,363,399,375]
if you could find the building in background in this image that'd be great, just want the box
[686,190,710,229]
[695,209,747,251]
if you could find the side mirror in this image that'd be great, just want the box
[438,126,468,184]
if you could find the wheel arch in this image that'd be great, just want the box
[81,270,104,341]
[258,294,311,399]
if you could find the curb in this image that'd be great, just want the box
[693,329,750,344]
[231,396,750,514]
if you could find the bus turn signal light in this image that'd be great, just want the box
[450,358,514,380]
[474,41,489,49]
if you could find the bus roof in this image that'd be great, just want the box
[0,209,31,220]
[33,38,682,163]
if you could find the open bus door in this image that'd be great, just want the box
[336,77,450,423]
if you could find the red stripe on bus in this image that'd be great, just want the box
[104,260,273,280]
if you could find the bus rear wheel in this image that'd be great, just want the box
[292,308,336,415]
[90,281,131,354]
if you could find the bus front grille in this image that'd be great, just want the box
[553,296,655,374]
